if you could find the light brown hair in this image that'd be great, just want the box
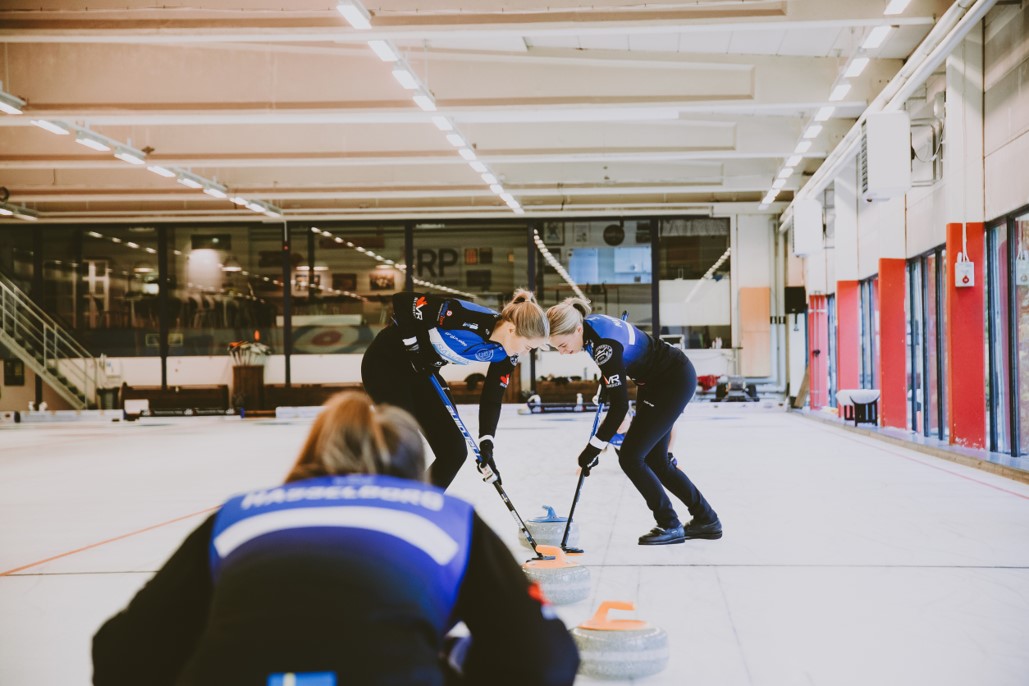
[286,392,425,483]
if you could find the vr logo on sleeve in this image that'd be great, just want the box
[413,296,428,320]
[594,344,614,365]
[606,374,622,387]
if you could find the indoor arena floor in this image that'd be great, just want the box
[2,403,1029,685]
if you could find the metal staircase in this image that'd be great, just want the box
[0,273,108,410]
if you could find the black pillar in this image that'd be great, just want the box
[650,218,661,336]
[527,225,538,393]
[404,223,414,291]
[282,223,292,386]
[157,225,169,390]
[32,227,43,405]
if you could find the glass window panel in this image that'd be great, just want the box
[0,228,35,294]
[657,218,731,347]
[169,225,284,357]
[987,224,1012,453]
[1015,214,1029,455]
[291,224,405,355]
[907,261,924,433]
[925,253,940,438]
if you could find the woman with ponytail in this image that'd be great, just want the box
[362,289,548,489]
[547,298,721,545]
[94,392,579,686]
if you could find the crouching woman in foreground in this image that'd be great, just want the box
[93,392,579,686]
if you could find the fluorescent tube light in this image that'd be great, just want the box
[75,134,111,152]
[412,94,436,112]
[13,210,38,221]
[469,161,487,173]
[458,148,476,161]
[512,207,525,215]
[392,69,418,90]
[481,173,497,185]
[862,26,892,50]
[499,192,514,203]
[758,203,770,211]
[147,165,176,178]
[829,83,852,102]
[31,119,70,135]
[336,0,372,29]
[367,40,398,62]
[777,167,794,179]
[883,0,911,16]
[844,57,870,78]
[431,116,453,131]
[802,125,823,139]
[203,186,228,199]
[489,184,504,195]
[771,179,786,190]
[794,140,812,154]
[786,155,802,167]
[177,176,204,189]
[0,207,13,216]
[114,147,146,165]
[245,201,265,213]
[0,89,26,115]
[446,133,465,147]
[814,106,835,122]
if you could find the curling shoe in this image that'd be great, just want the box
[682,517,722,540]
[638,525,686,546]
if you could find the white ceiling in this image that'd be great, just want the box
[0,0,953,224]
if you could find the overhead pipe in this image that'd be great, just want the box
[779,0,997,232]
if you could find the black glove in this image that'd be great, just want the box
[577,444,601,476]
[478,439,501,484]
[403,336,427,374]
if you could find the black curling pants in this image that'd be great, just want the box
[361,326,468,489]
[616,354,718,529]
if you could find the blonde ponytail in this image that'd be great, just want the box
[546,297,592,336]
[499,288,548,339]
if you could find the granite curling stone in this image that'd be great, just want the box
[521,545,590,605]
[520,505,580,550]
[571,600,669,680]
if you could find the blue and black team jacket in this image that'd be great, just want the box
[92,474,579,686]
[392,291,520,440]
[583,314,684,443]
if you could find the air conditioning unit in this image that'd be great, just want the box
[859,111,912,201]
[792,198,824,256]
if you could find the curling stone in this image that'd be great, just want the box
[571,600,669,680]
[521,545,591,605]
[520,505,580,550]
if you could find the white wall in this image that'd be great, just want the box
[658,279,731,327]
[984,5,1029,220]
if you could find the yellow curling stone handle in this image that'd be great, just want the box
[578,600,648,631]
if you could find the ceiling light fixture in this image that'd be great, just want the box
[802,124,823,139]
[814,106,835,122]
[0,207,13,216]
[0,86,26,115]
[392,68,419,90]
[367,40,398,62]
[786,155,803,167]
[147,165,176,178]
[481,173,497,185]
[458,148,476,161]
[31,119,70,135]
[862,25,893,50]
[883,0,911,16]
[431,116,453,131]
[771,179,786,190]
[446,133,465,147]
[412,93,437,112]
[829,83,852,101]
[469,161,487,173]
[489,184,504,195]
[844,56,870,78]
[777,167,794,179]
[114,147,146,165]
[203,185,228,199]
[177,174,204,189]
[336,0,372,30]
[75,133,111,152]
[794,140,813,154]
